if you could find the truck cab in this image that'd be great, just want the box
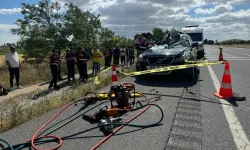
[182,25,205,59]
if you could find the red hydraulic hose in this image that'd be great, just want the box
[90,100,151,150]
[31,99,83,150]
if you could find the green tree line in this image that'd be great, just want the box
[10,0,134,61]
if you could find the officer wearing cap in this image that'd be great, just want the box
[5,46,23,91]
[48,48,60,90]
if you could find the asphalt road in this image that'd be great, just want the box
[1,45,250,150]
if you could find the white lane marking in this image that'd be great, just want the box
[207,65,250,150]
[224,50,250,57]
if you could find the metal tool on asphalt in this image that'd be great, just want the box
[98,117,123,133]
[214,61,233,99]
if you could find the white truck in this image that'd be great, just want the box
[182,25,205,59]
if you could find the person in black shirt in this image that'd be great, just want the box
[76,47,89,82]
[66,47,76,82]
[129,46,135,66]
[49,48,60,90]
[103,48,111,68]
[57,47,63,81]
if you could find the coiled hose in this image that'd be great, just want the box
[1,92,163,150]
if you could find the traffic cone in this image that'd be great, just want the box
[219,47,224,61]
[214,61,233,99]
[112,64,119,86]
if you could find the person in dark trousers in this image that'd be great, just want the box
[0,84,8,96]
[66,47,76,82]
[49,49,60,90]
[129,46,135,66]
[126,46,130,66]
[108,47,112,66]
[5,46,23,91]
[103,48,110,68]
[113,46,120,66]
[120,46,126,65]
[57,47,63,81]
[76,47,89,82]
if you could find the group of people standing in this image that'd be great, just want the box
[0,44,136,93]
[49,46,92,90]
[103,45,135,68]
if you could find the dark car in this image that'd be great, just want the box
[135,30,198,80]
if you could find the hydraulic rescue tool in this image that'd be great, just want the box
[98,117,123,133]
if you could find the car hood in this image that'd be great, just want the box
[142,44,189,56]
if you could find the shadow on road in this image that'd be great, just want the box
[133,69,201,88]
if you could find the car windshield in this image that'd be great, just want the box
[187,33,202,41]
[168,35,190,49]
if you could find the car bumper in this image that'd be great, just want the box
[136,60,188,75]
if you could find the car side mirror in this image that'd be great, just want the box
[192,42,199,47]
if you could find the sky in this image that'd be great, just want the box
[0,0,250,45]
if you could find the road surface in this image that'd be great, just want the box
[0,45,250,150]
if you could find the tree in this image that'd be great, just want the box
[64,3,101,48]
[152,27,165,42]
[11,0,67,60]
[207,40,214,44]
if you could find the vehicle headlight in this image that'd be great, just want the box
[184,51,194,60]
[138,54,143,61]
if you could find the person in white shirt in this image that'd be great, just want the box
[5,46,23,91]
[120,47,126,65]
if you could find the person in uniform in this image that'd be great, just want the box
[66,47,76,82]
[108,47,112,66]
[57,47,63,81]
[49,48,60,90]
[113,46,120,66]
[126,46,130,66]
[103,47,110,68]
[129,46,135,66]
[76,47,89,82]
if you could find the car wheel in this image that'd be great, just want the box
[187,67,195,80]
[197,52,205,59]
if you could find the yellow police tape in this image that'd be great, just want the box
[118,60,226,76]
[184,57,207,63]
[94,66,112,85]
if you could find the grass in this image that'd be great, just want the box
[0,70,128,133]
[0,58,103,88]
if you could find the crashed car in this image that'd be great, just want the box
[135,28,199,80]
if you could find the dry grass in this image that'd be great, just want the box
[0,54,25,66]
[223,44,250,49]
[0,58,103,88]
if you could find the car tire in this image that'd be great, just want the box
[187,67,195,80]
[197,51,205,59]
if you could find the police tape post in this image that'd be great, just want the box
[118,60,226,76]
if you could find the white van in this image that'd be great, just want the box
[182,25,205,59]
